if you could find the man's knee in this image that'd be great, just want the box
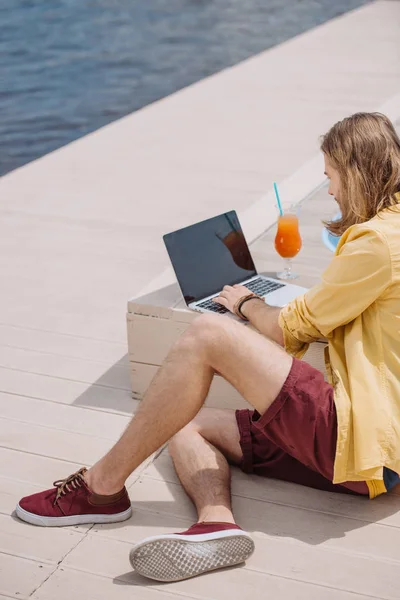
[176,313,231,354]
[168,417,200,457]
[169,407,222,451]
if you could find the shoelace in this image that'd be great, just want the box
[53,467,87,506]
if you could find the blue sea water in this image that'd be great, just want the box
[1,0,371,176]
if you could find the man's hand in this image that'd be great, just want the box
[213,284,284,346]
[212,284,253,315]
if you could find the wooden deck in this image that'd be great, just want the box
[3,179,400,599]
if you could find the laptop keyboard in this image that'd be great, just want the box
[196,298,230,314]
[196,278,285,314]
[245,278,285,296]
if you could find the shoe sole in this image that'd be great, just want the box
[15,503,132,527]
[129,529,255,582]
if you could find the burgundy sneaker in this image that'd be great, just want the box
[16,468,132,527]
[129,522,254,582]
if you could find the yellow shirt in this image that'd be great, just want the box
[279,199,400,497]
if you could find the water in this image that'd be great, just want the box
[1,0,371,176]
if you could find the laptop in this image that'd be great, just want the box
[163,210,308,319]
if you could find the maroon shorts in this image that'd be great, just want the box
[236,358,369,496]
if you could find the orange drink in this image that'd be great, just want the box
[274,208,302,280]
[275,214,302,258]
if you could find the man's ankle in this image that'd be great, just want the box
[84,468,125,496]
[197,508,236,525]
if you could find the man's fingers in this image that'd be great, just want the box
[234,284,249,291]
[212,295,228,306]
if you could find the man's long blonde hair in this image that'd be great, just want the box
[321,112,400,235]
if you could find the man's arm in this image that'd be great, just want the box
[240,300,284,346]
[236,226,391,354]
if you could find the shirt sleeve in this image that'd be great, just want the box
[278,226,392,357]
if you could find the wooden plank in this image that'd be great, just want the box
[67,522,400,600]
[0,346,131,390]
[0,417,121,466]
[0,514,85,566]
[0,393,130,440]
[0,367,135,415]
[0,554,53,599]
[0,324,127,365]
[30,568,190,600]
[0,449,91,489]
[41,549,383,600]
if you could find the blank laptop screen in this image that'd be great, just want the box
[163,210,257,304]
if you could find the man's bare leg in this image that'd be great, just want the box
[168,408,242,524]
[85,314,292,495]
[128,408,253,582]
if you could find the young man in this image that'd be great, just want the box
[16,113,400,583]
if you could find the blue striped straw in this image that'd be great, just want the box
[274,182,283,216]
